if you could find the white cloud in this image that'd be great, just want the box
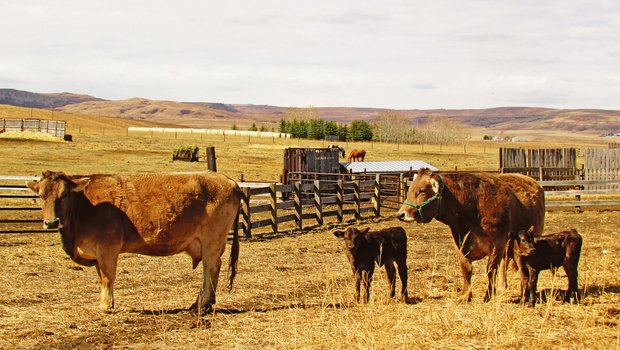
[0,0,619,109]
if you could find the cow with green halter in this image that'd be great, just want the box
[397,168,545,302]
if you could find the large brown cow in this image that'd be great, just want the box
[27,170,241,313]
[397,169,545,302]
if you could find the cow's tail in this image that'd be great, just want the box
[228,189,241,291]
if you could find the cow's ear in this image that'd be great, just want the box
[26,180,39,193]
[333,230,344,238]
[70,178,90,192]
[430,177,439,194]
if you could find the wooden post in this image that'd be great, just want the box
[206,146,217,172]
[539,166,544,181]
[294,181,303,231]
[314,180,323,225]
[373,174,381,217]
[337,178,344,222]
[241,187,252,238]
[399,173,405,204]
[354,180,361,220]
[270,183,278,233]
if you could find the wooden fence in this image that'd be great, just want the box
[0,118,66,137]
[499,147,579,181]
[3,174,620,236]
[0,174,399,236]
[584,149,620,190]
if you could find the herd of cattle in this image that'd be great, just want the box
[25,168,582,313]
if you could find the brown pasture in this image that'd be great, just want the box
[0,107,619,348]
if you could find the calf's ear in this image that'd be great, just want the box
[333,230,344,238]
[362,227,370,234]
[508,231,516,239]
[527,225,535,234]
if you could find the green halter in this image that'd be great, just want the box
[402,175,444,222]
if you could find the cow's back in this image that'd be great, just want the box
[497,173,545,235]
[82,172,239,242]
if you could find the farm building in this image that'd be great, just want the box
[340,160,439,175]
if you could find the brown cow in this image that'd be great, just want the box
[397,169,545,302]
[510,227,582,307]
[333,226,409,303]
[27,170,241,313]
[347,149,366,162]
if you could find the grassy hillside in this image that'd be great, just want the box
[2,88,620,140]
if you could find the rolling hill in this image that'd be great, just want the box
[1,88,619,139]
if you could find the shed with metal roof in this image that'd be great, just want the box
[340,160,439,174]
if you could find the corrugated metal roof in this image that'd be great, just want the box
[341,160,439,173]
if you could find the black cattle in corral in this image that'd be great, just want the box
[328,144,346,158]
[172,146,199,162]
[510,227,582,307]
[333,226,409,303]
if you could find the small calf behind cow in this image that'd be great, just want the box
[510,227,583,307]
[333,226,409,303]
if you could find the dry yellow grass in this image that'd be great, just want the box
[0,212,618,349]
[0,105,619,349]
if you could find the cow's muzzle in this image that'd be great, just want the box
[396,211,415,222]
[43,218,60,229]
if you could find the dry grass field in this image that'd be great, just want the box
[1,106,619,349]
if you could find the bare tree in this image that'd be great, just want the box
[373,110,412,143]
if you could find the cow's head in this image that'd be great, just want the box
[509,226,536,257]
[26,171,90,229]
[333,227,369,251]
[397,169,443,223]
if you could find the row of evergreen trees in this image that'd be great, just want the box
[279,118,373,141]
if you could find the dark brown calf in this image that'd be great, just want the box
[333,226,408,303]
[510,227,582,307]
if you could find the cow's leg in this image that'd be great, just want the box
[384,261,396,298]
[563,264,580,303]
[354,270,362,302]
[527,268,539,307]
[459,255,473,302]
[191,255,222,313]
[519,266,530,304]
[396,258,409,300]
[483,245,503,302]
[95,254,118,310]
[362,268,374,304]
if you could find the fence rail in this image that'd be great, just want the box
[2,175,620,235]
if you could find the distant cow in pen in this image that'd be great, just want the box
[510,227,582,307]
[333,226,409,303]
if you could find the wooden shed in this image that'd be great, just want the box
[281,147,341,184]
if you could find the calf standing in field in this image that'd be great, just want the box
[333,226,409,303]
[510,227,582,307]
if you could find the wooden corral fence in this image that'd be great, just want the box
[609,143,620,149]
[0,175,52,234]
[4,173,620,235]
[0,174,399,236]
[584,149,620,190]
[499,147,579,181]
[0,118,66,137]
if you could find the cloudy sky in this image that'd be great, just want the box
[1,1,619,109]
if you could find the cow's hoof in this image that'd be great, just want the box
[189,303,214,315]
